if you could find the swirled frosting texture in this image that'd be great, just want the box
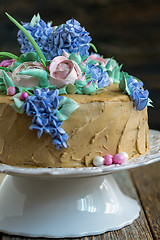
[0,84,149,167]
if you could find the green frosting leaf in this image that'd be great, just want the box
[105,58,122,84]
[82,81,98,95]
[79,64,88,75]
[74,80,86,94]
[10,93,24,114]
[66,83,77,94]
[90,88,104,95]
[0,52,22,62]
[56,96,79,121]
[89,43,98,53]
[18,69,49,88]
[0,67,12,72]
[119,72,130,95]
[14,97,24,108]
[147,98,154,107]
[69,53,81,64]
[19,52,40,62]
[59,83,77,95]
[2,70,15,89]
[30,13,41,27]
[0,85,6,91]
[10,102,24,114]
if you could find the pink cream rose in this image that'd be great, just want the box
[11,62,46,88]
[0,59,16,68]
[81,54,108,68]
[49,56,82,88]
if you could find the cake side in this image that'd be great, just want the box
[0,84,149,168]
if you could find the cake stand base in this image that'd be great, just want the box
[0,174,140,238]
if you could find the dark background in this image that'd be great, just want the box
[0,0,159,130]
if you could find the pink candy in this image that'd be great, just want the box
[20,92,29,101]
[93,152,127,167]
[104,153,125,166]
[104,154,113,166]
[113,154,125,164]
[7,86,16,96]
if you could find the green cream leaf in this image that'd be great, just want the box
[10,102,24,114]
[83,81,98,95]
[0,86,6,91]
[18,69,49,88]
[20,52,40,62]
[0,67,12,72]
[66,83,76,94]
[90,88,104,95]
[2,70,15,89]
[89,43,98,53]
[119,72,130,95]
[59,83,76,95]
[56,96,79,121]
[10,93,24,113]
[59,87,67,95]
[0,52,22,62]
[147,98,154,107]
[69,53,81,64]
[14,97,24,108]
[48,85,56,90]
[79,64,88,75]
[30,13,41,27]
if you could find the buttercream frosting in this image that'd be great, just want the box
[0,84,149,168]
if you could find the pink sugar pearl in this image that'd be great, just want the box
[7,86,16,96]
[113,154,125,164]
[20,92,29,101]
[104,154,113,166]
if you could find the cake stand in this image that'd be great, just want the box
[0,130,159,238]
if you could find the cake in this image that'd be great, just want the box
[0,13,151,168]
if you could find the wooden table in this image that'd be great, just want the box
[0,161,159,240]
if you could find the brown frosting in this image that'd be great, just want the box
[0,84,149,168]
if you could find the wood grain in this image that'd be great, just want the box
[0,171,153,240]
[131,162,160,240]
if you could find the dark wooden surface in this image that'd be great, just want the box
[0,0,160,130]
[0,161,159,239]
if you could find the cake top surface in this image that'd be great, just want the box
[0,13,152,151]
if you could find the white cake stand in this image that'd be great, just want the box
[0,130,159,238]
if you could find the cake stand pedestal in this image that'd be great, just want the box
[0,174,140,238]
[0,130,159,238]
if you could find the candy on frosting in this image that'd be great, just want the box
[20,92,29,101]
[118,152,129,162]
[113,154,125,164]
[104,154,113,166]
[93,156,104,167]
[7,86,16,96]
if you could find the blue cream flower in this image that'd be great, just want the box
[127,77,149,111]
[23,88,68,150]
[87,64,110,88]
[17,16,91,60]
[17,16,54,60]
[51,18,92,58]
